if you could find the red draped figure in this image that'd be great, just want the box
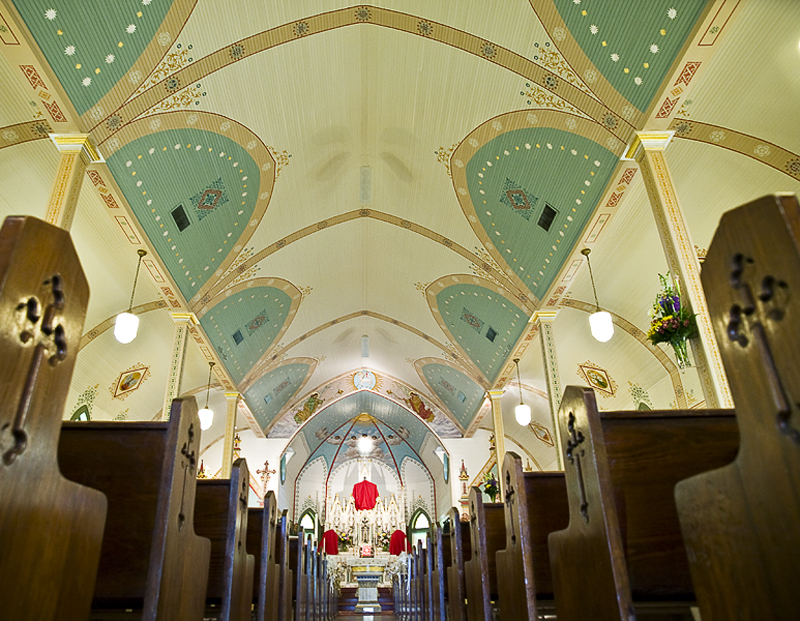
[352,478,379,511]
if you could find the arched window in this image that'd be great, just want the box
[299,510,316,533]
[409,508,431,550]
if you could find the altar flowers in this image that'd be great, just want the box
[646,272,698,370]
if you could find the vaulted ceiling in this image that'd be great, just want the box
[1,0,798,472]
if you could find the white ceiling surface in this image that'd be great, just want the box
[0,1,797,465]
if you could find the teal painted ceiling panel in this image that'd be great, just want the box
[554,0,708,112]
[422,363,484,429]
[244,362,310,431]
[301,391,434,467]
[14,0,174,115]
[466,127,616,295]
[107,128,260,300]
[200,286,292,384]
[437,284,528,383]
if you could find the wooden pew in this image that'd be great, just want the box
[59,398,211,618]
[674,193,800,620]
[0,216,107,621]
[276,512,293,621]
[496,451,569,621]
[464,487,506,621]
[549,386,739,620]
[446,507,471,621]
[195,458,254,621]
[246,491,280,621]
[429,523,448,621]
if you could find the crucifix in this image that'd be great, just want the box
[257,460,276,496]
[565,411,589,522]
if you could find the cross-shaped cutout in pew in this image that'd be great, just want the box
[504,470,516,545]
[727,252,798,443]
[565,412,589,523]
[178,423,197,530]
[3,275,68,466]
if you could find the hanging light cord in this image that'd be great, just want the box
[127,249,147,314]
[204,362,215,408]
[514,358,524,405]
[581,248,601,312]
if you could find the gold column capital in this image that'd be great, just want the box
[487,389,505,400]
[169,312,198,325]
[625,131,675,161]
[49,133,103,164]
[530,310,558,325]
[224,392,240,401]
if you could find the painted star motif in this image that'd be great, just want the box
[126,24,136,34]
[82,77,91,87]
[668,8,678,19]
[634,77,643,85]
[45,8,56,20]
[142,0,152,4]
[64,45,75,56]
[650,44,660,54]
[105,54,115,63]
[573,0,580,3]
[611,53,620,62]
[590,24,598,34]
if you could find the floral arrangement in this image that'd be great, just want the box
[483,471,499,503]
[646,272,698,369]
[337,529,354,549]
[377,530,391,551]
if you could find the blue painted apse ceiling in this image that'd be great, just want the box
[106,128,261,301]
[465,127,616,296]
[421,363,485,430]
[14,0,175,115]
[244,361,311,431]
[299,391,442,479]
[435,282,528,383]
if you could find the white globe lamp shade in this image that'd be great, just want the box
[590,311,615,343]
[357,435,374,454]
[198,407,214,431]
[515,403,532,426]
[114,312,139,344]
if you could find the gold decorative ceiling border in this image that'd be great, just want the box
[89,5,634,147]
[241,309,477,392]
[670,118,800,183]
[0,120,52,150]
[559,297,687,408]
[195,208,534,315]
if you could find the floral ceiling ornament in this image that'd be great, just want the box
[577,361,617,398]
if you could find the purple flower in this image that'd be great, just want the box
[673,296,681,312]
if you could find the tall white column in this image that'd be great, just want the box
[162,313,195,420]
[46,134,101,230]
[532,310,564,469]
[221,392,240,478]
[627,132,733,408]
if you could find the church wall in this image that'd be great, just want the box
[293,456,327,524]
[401,457,436,527]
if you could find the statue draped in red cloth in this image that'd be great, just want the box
[389,530,410,556]
[322,529,339,555]
[352,479,379,510]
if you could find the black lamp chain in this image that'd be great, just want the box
[204,362,215,408]
[585,254,601,312]
[514,358,524,406]
[127,250,146,314]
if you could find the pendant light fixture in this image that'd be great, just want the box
[198,361,215,431]
[513,358,531,426]
[581,248,614,343]
[114,249,147,344]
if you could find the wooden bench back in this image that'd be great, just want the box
[0,216,106,621]
[247,491,280,621]
[430,523,448,621]
[276,512,292,621]
[446,507,470,621]
[59,398,210,618]
[675,193,800,620]
[195,458,254,621]
[496,452,568,620]
[465,486,505,621]
[549,386,738,621]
